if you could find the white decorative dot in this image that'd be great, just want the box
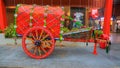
[31,10,34,13]
[46,5,49,8]
[44,13,48,17]
[29,23,32,26]
[33,4,37,6]
[44,26,46,28]
[30,16,33,19]
[17,4,20,7]
[61,6,64,10]
[44,20,46,23]
[45,7,47,10]
[14,14,18,17]
[46,5,49,9]
[61,18,65,21]
[60,24,64,27]
[14,25,17,28]
[60,31,64,34]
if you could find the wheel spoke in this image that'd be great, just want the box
[28,46,36,51]
[26,43,34,45]
[35,30,39,40]
[40,46,47,53]
[31,33,36,40]
[45,41,52,48]
[39,30,43,40]
[37,47,41,56]
[27,38,34,43]
[45,40,52,45]
[41,34,49,41]
[33,47,37,55]
[43,41,51,49]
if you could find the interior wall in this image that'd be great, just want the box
[6,6,71,25]
[6,9,14,25]
[4,0,105,8]
[113,4,120,17]
[4,0,105,25]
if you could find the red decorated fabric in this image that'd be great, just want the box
[16,5,64,38]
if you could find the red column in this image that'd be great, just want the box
[103,0,113,36]
[0,0,7,31]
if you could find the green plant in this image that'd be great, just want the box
[94,30,103,37]
[85,27,92,30]
[5,23,15,38]
[0,29,2,33]
[71,28,79,32]
[61,27,70,33]
[75,21,83,27]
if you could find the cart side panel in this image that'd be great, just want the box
[16,5,64,38]
[16,5,32,36]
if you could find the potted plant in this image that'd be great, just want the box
[5,23,15,38]
[94,30,108,49]
[0,29,2,33]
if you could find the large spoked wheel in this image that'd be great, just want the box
[22,27,55,59]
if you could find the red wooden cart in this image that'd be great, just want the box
[13,4,110,59]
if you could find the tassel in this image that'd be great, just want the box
[106,43,110,54]
[86,42,88,46]
[93,43,98,55]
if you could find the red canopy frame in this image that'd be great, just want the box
[0,0,113,35]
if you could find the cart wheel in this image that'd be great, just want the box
[22,27,55,59]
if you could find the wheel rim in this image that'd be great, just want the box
[22,27,55,59]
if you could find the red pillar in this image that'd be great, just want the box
[103,0,113,36]
[0,0,7,31]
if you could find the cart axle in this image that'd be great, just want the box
[34,40,41,46]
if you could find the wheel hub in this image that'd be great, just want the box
[34,40,41,46]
